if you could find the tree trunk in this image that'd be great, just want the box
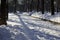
[51,0,54,15]
[0,0,8,25]
[37,0,39,12]
[14,0,17,13]
[31,0,34,11]
[41,0,44,14]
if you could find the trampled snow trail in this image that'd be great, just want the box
[0,13,60,40]
[20,14,60,39]
[9,13,60,40]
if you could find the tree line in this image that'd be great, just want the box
[0,0,60,25]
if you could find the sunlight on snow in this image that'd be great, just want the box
[7,21,21,26]
[50,17,60,23]
[5,12,60,40]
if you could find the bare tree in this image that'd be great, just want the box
[0,0,8,25]
[51,0,54,15]
[13,0,17,13]
[37,0,40,12]
[41,0,44,14]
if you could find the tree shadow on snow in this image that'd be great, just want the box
[25,21,60,32]
[0,27,13,40]
[35,31,60,40]
[14,15,60,40]
[15,15,39,40]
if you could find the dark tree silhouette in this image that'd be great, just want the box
[13,0,17,13]
[31,0,34,11]
[51,0,54,15]
[37,0,39,12]
[41,0,44,14]
[0,0,8,25]
[22,0,27,12]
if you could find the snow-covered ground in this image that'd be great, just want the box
[29,12,60,23]
[0,12,60,40]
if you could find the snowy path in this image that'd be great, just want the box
[0,13,60,40]
[20,14,60,39]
